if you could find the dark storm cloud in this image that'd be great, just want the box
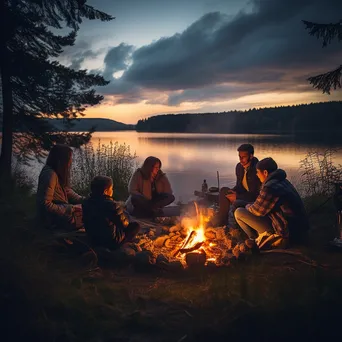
[60,40,101,70]
[101,0,342,104]
[98,43,143,104]
[103,43,134,79]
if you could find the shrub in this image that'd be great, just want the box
[71,140,137,200]
[299,149,342,197]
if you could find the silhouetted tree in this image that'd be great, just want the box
[303,19,342,94]
[0,0,114,180]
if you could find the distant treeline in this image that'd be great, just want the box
[136,102,342,134]
[46,118,135,132]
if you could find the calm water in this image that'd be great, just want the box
[79,131,342,202]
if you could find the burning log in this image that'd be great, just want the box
[173,230,197,257]
[179,241,204,254]
[185,251,206,268]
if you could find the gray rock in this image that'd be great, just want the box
[121,246,136,258]
[131,244,142,253]
[221,255,232,265]
[135,251,156,265]
[167,260,184,271]
[206,261,217,269]
[147,230,155,238]
[156,254,169,264]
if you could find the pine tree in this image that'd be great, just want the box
[0,0,114,180]
[303,19,342,94]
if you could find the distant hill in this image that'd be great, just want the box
[46,118,135,132]
[136,101,342,134]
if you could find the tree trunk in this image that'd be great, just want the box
[0,0,13,181]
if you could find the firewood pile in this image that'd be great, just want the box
[94,205,255,271]
[132,216,238,269]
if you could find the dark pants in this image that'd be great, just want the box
[131,193,175,218]
[121,222,141,245]
[217,187,234,226]
[109,222,141,250]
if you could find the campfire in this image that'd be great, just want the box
[137,203,234,268]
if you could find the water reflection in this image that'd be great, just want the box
[89,132,342,202]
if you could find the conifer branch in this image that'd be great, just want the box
[307,65,342,94]
[302,20,342,47]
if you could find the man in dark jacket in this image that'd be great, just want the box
[214,144,261,227]
[83,176,140,250]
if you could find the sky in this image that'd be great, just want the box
[59,0,342,124]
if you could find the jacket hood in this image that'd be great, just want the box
[264,169,287,186]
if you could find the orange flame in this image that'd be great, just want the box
[178,202,217,264]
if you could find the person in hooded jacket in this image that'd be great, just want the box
[83,176,140,250]
[125,156,175,218]
[234,157,310,247]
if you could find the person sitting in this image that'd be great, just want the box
[36,144,84,230]
[234,157,310,247]
[125,156,175,218]
[83,176,140,250]
[213,144,261,227]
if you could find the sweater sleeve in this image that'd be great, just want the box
[66,187,84,204]
[247,188,279,217]
[161,175,173,194]
[37,170,73,217]
[128,171,143,196]
[107,201,125,244]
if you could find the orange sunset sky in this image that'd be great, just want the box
[59,0,342,124]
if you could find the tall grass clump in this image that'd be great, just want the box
[299,148,342,212]
[71,140,137,200]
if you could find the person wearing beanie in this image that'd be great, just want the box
[234,157,309,247]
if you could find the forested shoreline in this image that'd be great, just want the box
[136,101,342,134]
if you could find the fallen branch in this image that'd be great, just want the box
[260,249,328,268]
[179,242,204,254]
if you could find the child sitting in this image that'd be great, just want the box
[83,176,140,250]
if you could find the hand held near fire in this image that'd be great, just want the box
[226,191,236,202]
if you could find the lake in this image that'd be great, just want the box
[73,131,342,202]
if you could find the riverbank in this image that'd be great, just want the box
[1,183,342,341]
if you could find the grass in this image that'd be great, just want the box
[1,149,342,341]
[71,140,137,200]
[1,184,342,342]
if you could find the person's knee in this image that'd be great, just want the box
[234,207,247,220]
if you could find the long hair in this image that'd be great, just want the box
[140,156,162,179]
[46,144,73,187]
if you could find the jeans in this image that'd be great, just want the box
[234,207,274,239]
[131,193,175,218]
[228,199,250,229]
